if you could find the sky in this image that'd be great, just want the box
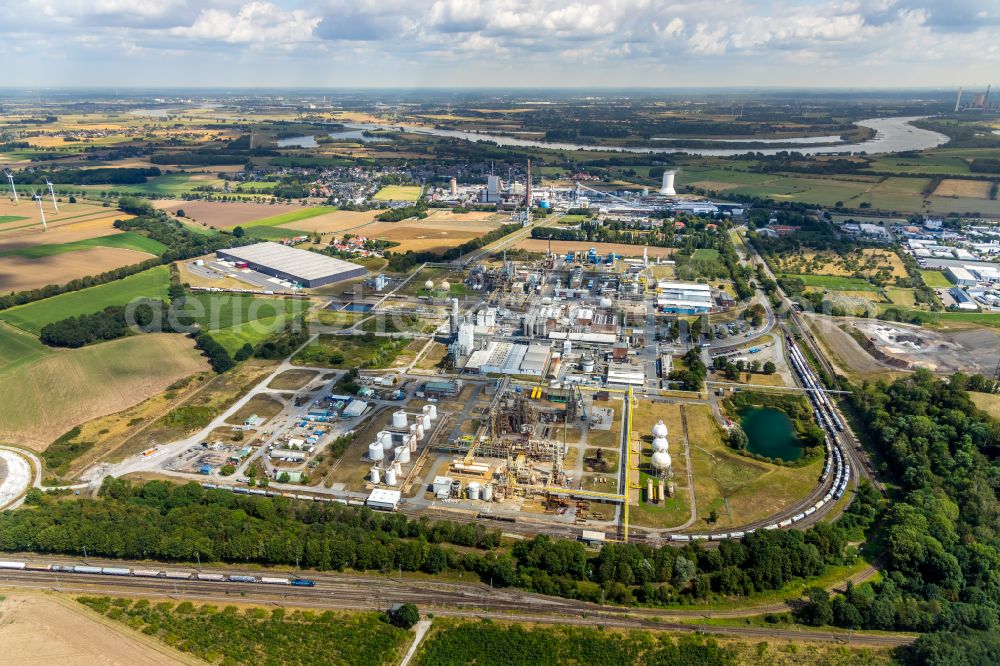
[0,0,997,88]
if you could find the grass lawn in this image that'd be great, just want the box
[293,333,411,369]
[0,215,28,225]
[372,185,422,201]
[691,248,721,261]
[884,287,916,306]
[779,273,881,292]
[244,225,303,240]
[920,269,952,288]
[0,321,50,372]
[238,206,337,230]
[179,294,307,331]
[0,265,170,334]
[971,392,1000,420]
[0,232,167,258]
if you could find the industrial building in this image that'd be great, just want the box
[656,281,714,314]
[946,266,977,287]
[366,488,401,510]
[464,341,551,376]
[216,242,367,288]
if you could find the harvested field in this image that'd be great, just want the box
[225,393,284,425]
[375,225,482,253]
[774,249,907,279]
[0,246,157,292]
[269,368,319,390]
[0,216,133,249]
[933,179,992,198]
[0,333,208,450]
[515,239,674,258]
[0,595,191,666]
[152,199,289,228]
[277,209,381,234]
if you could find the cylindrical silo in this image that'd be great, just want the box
[370,466,381,484]
[392,410,408,429]
[395,446,411,464]
[408,435,417,453]
[368,442,384,461]
[382,435,394,453]
[467,482,481,500]
[415,423,425,440]
[420,414,431,429]
[394,461,403,476]
[482,483,494,501]
[385,467,397,485]
[427,404,438,419]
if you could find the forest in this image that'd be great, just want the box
[793,371,1000,638]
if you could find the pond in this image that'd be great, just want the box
[740,407,803,462]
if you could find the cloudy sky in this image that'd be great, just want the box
[0,0,996,88]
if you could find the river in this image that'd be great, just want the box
[347,116,948,156]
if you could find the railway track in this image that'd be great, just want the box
[0,566,913,647]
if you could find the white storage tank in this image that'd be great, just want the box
[433,476,453,496]
[563,339,572,355]
[382,436,395,453]
[392,410,408,429]
[408,435,417,453]
[652,421,668,438]
[395,446,410,464]
[385,467,397,486]
[426,404,438,419]
[420,414,432,429]
[652,450,672,471]
[482,483,494,501]
[652,437,669,453]
[370,466,381,484]
[467,482,481,500]
[440,280,450,291]
[582,357,595,373]
[394,461,403,476]
[600,296,613,308]
[368,442,384,461]
[415,423,425,440]
[425,280,434,290]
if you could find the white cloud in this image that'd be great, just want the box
[176,2,318,44]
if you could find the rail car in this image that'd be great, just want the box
[0,560,318,587]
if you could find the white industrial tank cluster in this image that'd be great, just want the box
[367,404,440,487]
[650,420,672,473]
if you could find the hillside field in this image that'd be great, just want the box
[0,332,208,449]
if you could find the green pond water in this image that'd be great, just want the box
[740,407,803,461]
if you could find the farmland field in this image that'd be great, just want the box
[0,231,165,258]
[933,179,992,198]
[293,333,411,369]
[372,184,422,201]
[773,248,907,279]
[778,273,881,291]
[0,246,159,293]
[0,265,170,334]
[243,205,337,230]
[152,199,293,228]
[0,333,208,449]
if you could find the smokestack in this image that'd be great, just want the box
[955,87,964,113]
[525,159,532,209]
[451,298,459,336]
[985,85,991,109]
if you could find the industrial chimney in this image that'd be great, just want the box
[659,170,676,196]
[525,159,532,208]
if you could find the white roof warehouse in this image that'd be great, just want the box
[217,242,367,288]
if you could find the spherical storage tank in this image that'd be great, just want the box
[652,450,672,471]
[599,296,613,308]
[368,442,384,461]
[652,437,669,453]
[392,410,408,429]
[440,281,450,292]
[652,420,668,439]
[467,482,481,500]
[425,280,434,290]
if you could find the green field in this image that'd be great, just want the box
[293,333,410,369]
[0,321,50,372]
[691,248,721,261]
[920,269,952,288]
[80,173,225,196]
[372,185,422,201]
[179,294,307,355]
[0,215,28,225]
[0,265,170,334]
[779,273,881,291]
[0,232,167,258]
[240,205,336,230]
[244,225,303,240]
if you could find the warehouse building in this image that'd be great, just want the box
[463,341,550,376]
[216,241,367,288]
[656,281,714,314]
[946,266,977,287]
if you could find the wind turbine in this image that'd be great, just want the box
[45,178,58,213]
[4,171,17,205]
[32,191,47,231]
